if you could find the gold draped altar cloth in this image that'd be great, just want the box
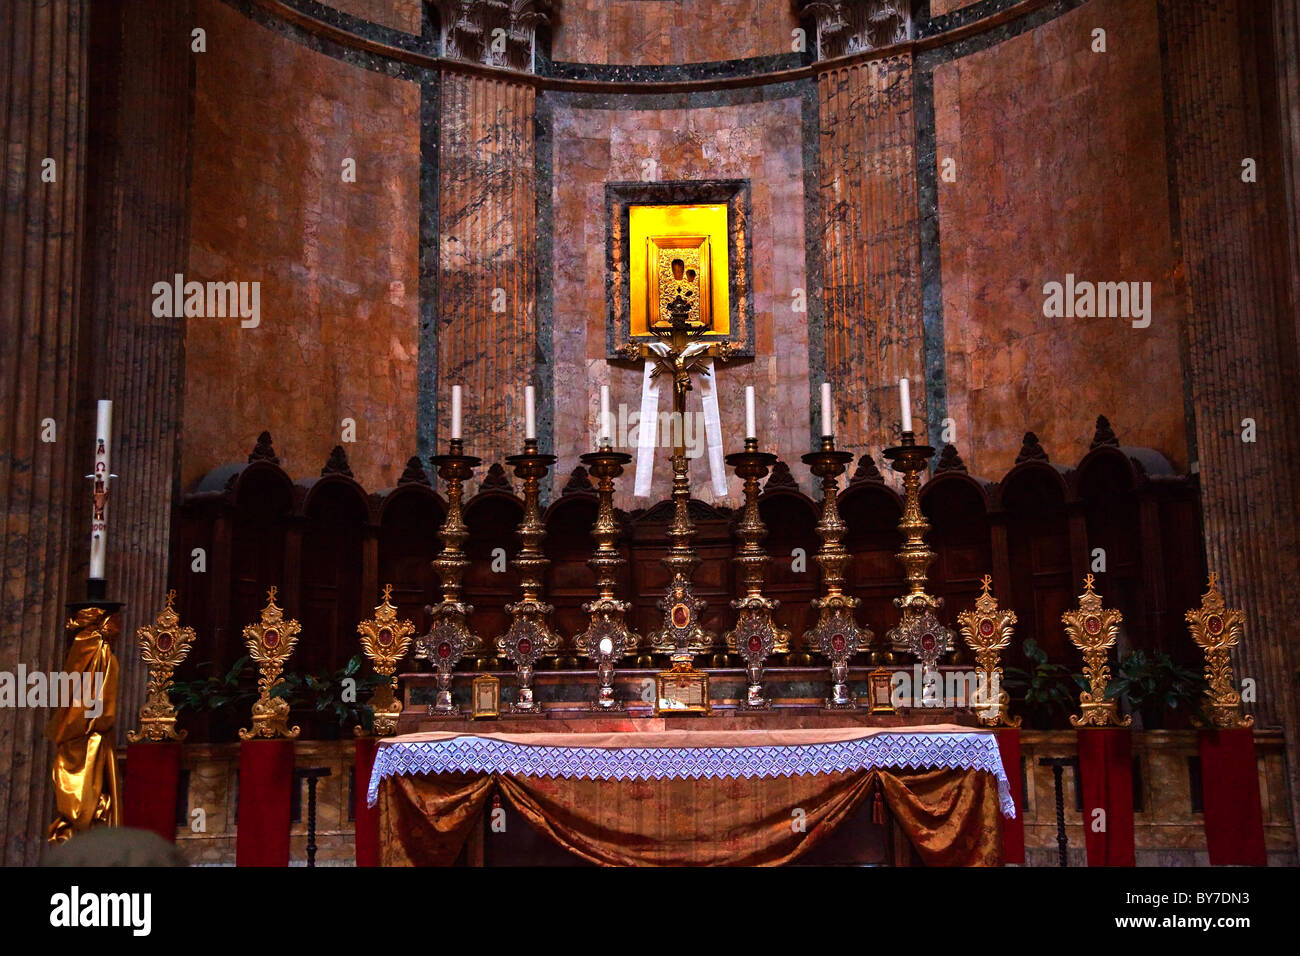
[46,607,121,842]
[374,726,1006,866]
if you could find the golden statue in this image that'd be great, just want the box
[47,606,122,842]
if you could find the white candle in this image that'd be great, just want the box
[745,386,756,440]
[821,382,834,439]
[524,385,536,441]
[89,400,112,580]
[899,378,913,433]
[599,385,611,445]
[451,385,462,440]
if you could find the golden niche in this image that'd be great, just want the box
[629,203,730,337]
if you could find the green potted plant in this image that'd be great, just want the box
[274,655,388,739]
[1106,649,1207,729]
[1002,638,1086,729]
[168,656,258,742]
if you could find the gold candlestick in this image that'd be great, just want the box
[357,584,416,736]
[1064,574,1131,728]
[725,438,787,710]
[500,438,560,714]
[129,590,196,743]
[956,575,1021,727]
[884,431,953,667]
[420,438,481,660]
[1185,573,1252,729]
[799,437,868,664]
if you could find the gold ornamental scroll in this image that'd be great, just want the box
[357,584,416,737]
[1185,572,1253,729]
[1063,574,1130,728]
[239,587,302,740]
[129,590,197,743]
[46,606,122,842]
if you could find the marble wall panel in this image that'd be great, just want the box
[184,0,421,492]
[933,0,1187,478]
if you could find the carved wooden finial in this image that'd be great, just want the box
[1015,431,1049,464]
[763,459,798,493]
[398,455,431,486]
[248,430,280,464]
[563,465,595,495]
[479,462,512,491]
[934,443,967,474]
[848,453,884,484]
[321,445,353,477]
[1091,415,1119,449]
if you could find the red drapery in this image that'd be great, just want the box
[1077,728,1135,866]
[122,742,181,842]
[236,739,294,867]
[1198,728,1266,865]
[354,738,381,867]
[996,729,1024,864]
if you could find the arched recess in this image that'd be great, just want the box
[1073,446,1147,650]
[995,461,1076,669]
[228,461,295,668]
[298,476,370,675]
[462,481,524,658]
[758,479,819,649]
[839,479,905,645]
[377,482,446,633]
[543,491,604,652]
[921,470,995,625]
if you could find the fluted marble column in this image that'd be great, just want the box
[0,0,90,865]
[1161,0,1300,847]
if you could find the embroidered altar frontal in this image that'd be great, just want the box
[370,726,1012,866]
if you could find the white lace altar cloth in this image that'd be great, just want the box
[367,727,1015,817]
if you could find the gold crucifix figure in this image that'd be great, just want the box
[619,305,738,663]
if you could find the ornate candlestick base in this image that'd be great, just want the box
[500,439,560,714]
[418,606,468,718]
[799,438,870,666]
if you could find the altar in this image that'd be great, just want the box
[367,720,1013,867]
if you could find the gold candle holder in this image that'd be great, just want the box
[129,590,197,743]
[499,438,560,714]
[356,584,416,736]
[575,444,641,694]
[1064,574,1130,728]
[798,437,868,664]
[956,575,1021,727]
[1185,572,1252,729]
[239,587,302,740]
[725,438,787,709]
[884,431,949,661]
[420,438,482,668]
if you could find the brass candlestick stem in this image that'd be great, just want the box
[575,444,640,707]
[500,438,560,714]
[725,438,786,709]
[799,437,865,663]
[884,431,952,663]
[417,439,480,715]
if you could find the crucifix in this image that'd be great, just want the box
[619,293,738,665]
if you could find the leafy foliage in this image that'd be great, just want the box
[272,655,388,736]
[1002,639,1085,729]
[1107,649,1207,728]
[168,656,257,718]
